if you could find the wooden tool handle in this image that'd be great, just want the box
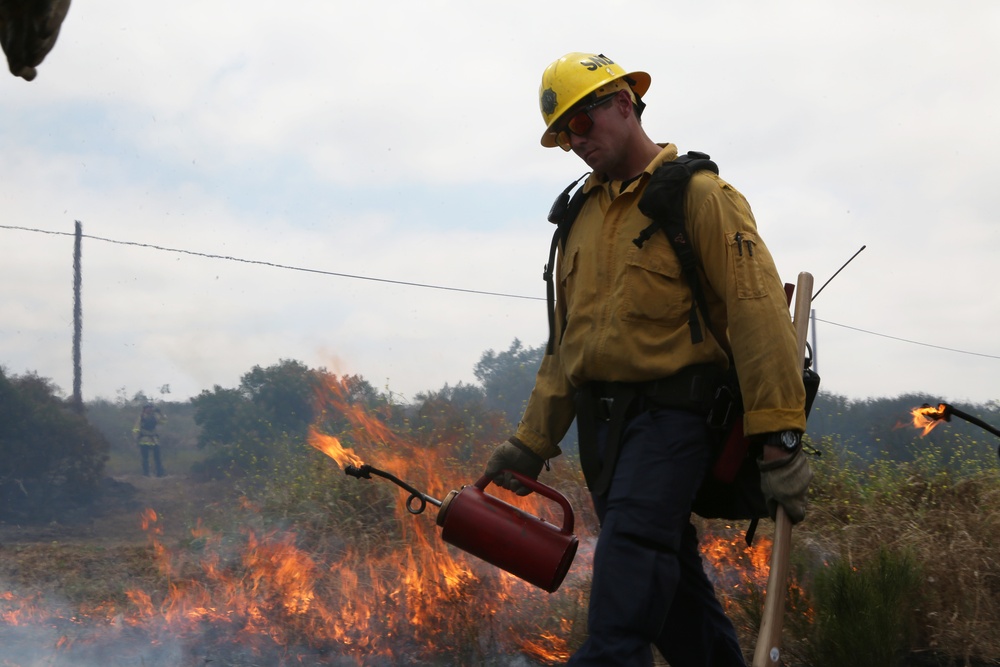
[752,271,813,667]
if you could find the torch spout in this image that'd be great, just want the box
[344,463,373,479]
[343,462,443,514]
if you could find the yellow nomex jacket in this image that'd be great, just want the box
[514,144,807,460]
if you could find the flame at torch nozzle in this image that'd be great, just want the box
[908,402,1000,461]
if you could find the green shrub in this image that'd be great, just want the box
[809,547,923,667]
[0,369,109,522]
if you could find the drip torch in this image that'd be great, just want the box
[344,463,578,594]
[917,402,1000,460]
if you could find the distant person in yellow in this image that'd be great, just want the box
[135,403,166,477]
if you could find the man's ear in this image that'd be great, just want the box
[613,89,635,118]
[614,90,639,120]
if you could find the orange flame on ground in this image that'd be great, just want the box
[699,527,812,628]
[0,591,46,626]
[701,529,772,596]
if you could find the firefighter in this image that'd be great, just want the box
[483,53,812,666]
[135,403,166,477]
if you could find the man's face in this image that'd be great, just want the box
[559,91,629,175]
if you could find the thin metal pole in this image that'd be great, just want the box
[72,220,83,413]
[810,308,818,374]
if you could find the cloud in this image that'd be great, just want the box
[2,0,998,406]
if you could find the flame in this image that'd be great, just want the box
[1,591,46,626]
[700,529,772,600]
[307,431,363,469]
[903,404,948,436]
[699,527,812,627]
[139,506,160,533]
[521,623,574,664]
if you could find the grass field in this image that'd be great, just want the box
[1,430,998,666]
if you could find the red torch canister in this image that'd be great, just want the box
[436,471,579,593]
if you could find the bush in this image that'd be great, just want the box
[191,360,329,478]
[0,369,109,523]
[803,444,1000,663]
[809,547,923,667]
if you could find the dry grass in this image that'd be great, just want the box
[788,445,1000,664]
[1,439,998,666]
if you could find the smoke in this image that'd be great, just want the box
[0,575,169,666]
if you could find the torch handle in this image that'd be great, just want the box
[476,472,576,535]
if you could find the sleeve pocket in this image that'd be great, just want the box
[728,231,769,299]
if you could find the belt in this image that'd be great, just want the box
[586,363,725,420]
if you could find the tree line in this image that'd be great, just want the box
[2,339,998,523]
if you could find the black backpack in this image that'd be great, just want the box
[141,412,158,431]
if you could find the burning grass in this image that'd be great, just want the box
[2,384,1000,666]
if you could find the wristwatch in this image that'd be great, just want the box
[763,430,802,453]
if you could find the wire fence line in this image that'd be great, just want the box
[0,223,542,301]
[811,318,1000,360]
[3,223,999,361]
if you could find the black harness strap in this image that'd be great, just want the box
[635,152,719,345]
[544,173,589,354]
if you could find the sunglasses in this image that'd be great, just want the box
[555,93,618,151]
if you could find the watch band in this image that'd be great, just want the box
[764,430,801,452]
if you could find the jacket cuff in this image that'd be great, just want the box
[744,407,807,438]
[511,427,562,461]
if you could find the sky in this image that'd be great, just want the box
[2,0,998,410]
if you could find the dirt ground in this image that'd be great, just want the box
[0,471,237,614]
[0,473,233,547]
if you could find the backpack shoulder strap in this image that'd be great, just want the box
[635,151,719,344]
[544,173,589,355]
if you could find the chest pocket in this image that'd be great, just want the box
[622,241,691,327]
[558,245,580,308]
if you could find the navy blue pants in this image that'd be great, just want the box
[140,444,164,477]
[568,407,746,667]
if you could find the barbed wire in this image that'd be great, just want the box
[3,223,999,360]
[812,318,1000,360]
[0,223,541,301]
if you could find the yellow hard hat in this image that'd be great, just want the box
[539,52,651,148]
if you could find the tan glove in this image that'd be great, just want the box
[758,448,813,524]
[484,438,545,496]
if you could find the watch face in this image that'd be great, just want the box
[780,431,799,450]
